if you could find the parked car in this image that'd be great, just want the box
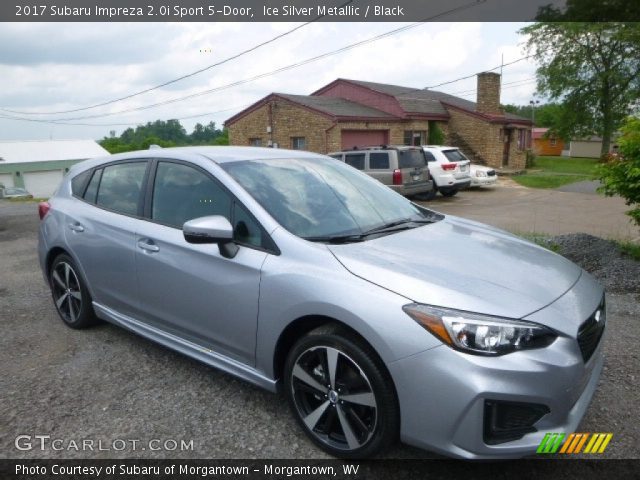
[422,146,472,198]
[0,187,33,199]
[470,164,498,187]
[38,146,605,459]
[328,145,434,198]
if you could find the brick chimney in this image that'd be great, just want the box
[476,72,502,115]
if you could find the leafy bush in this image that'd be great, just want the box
[598,116,640,225]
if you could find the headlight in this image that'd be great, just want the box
[403,304,557,355]
[475,170,488,177]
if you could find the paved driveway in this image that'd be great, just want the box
[418,178,639,242]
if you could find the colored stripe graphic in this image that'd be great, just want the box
[539,433,613,454]
[537,433,565,453]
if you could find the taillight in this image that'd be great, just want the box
[392,169,403,185]
[441,163,457,171]
[38,202,50,220]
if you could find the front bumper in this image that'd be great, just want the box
[389,336,603,459]
[470,175,498,187]
[388,275,605,459]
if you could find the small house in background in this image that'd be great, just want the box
[0,139,109,197]
[532,128,564,156]
[569,136,618,159]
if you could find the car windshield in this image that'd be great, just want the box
[222,157,439,240]
[442,149,469,162]
[398,149,426,169]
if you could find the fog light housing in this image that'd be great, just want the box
[483,400,550,445]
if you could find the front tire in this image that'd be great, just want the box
[49,254,98,329]
[284,325,399,458]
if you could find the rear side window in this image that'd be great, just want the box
[152,161,231,228]
[443,149,469,162]
[83,169,102,204]
[329,154,342,161]
[345,153,365,170]
[423,151,436,162]
[71,170,91,197]
[96,162,147,216]
[398,150,426,169]
[369,152,390,170]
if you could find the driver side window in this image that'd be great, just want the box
[152,161,232,228]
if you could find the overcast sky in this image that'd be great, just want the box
[0,22,539,141]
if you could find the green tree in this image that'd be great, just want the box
[520,22,640,155]
[598,116,640,225]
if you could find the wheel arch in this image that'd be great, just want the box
[272,315,399,402]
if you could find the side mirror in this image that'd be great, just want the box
[183,215,238,258]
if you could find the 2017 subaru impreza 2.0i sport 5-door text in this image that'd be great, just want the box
[38,146,605,459]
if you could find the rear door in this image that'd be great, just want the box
[65,160,149,318]
[365,152,392,186]
[398,148,428,186]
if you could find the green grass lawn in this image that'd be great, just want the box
[513,156,600,189]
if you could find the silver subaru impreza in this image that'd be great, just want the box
[38,146,605,459]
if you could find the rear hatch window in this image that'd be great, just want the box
[398,149,426,169]
[442,149,469,162]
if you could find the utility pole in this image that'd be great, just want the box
[529,99,540,125]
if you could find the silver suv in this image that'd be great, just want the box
[329,145,433,197]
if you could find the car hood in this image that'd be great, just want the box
[328,215,582,320]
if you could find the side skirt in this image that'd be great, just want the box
[93,302,278,393]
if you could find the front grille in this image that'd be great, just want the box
[484,400,550,445]
[487,170,496,176]
[577,297,606,363]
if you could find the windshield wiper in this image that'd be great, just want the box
[360,217,436,236]
[304,217,437,244]
[303,234,366,244]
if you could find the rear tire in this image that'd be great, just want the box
[49,254,98,329]
[284,325,399,458]
[440,189,458,197]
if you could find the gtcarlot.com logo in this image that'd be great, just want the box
[537,432,613,454]
[15,435,194,452]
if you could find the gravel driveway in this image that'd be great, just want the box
[0,201,638,460]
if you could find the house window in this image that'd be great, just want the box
[403,130,426,146]
[291,137,306,150]
[517,129,528,151]
[249,138,262,146]
[550,137,557,147]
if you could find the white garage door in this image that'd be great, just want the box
[0,173,14,188]
[23,170,64,197]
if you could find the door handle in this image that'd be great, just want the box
[68,222,84,232]
[137,239,160,253]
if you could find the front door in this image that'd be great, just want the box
[502,129,511,167]
[134,160,267,365]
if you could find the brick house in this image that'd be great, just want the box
[225,72,532,169]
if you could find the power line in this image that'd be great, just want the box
[423,53,536,90]
[455,79,537,98]
[446,77,537,96]
[2,0,487,124]
[0,104,250,128]
[0,1,350,116]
